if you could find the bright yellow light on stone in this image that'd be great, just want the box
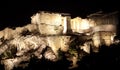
[80,19,90,30]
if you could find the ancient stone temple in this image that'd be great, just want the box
[31,11,118,52]
[87,11,118,52]
[0,11,118,70]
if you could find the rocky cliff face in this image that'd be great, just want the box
[0,11,118,70]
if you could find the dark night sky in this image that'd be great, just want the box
[0,0,119,30]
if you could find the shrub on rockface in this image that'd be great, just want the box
[0,44,17,59]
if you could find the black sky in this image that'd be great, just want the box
[0,0,119,30]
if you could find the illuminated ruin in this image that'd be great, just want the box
[0,11,118,70]
[88,11,118,52]
[31,11,118,51]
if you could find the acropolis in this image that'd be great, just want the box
[0,11,119,70]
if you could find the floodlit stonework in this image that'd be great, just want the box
[0,11,118,70]
[31,11,70,35]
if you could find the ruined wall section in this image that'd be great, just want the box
[0,11,119,70]
[88,12,118,49]
[70,17,91,33]
[31,11,70,35]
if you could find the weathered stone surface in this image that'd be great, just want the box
[0,35,73,70]
[38,23,63,35]
[44,48,57,61]
[92,24,116,33]
[24,24,38,32]
[70,17,90,33]
[92,31,116,48]
[0,28,14,40]
[0,45,8,55]
[31,12,62,26]
[47,36,71,56]
[31,11,71,35]
[9,35,47,56]
[1,55,30,70]
[0,11,118,70]
[80,43,90,54]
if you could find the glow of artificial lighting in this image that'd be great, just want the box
[86,33,90,35]
[111,34,116,43]
[80,19,90,30]
[63,17,67,34]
